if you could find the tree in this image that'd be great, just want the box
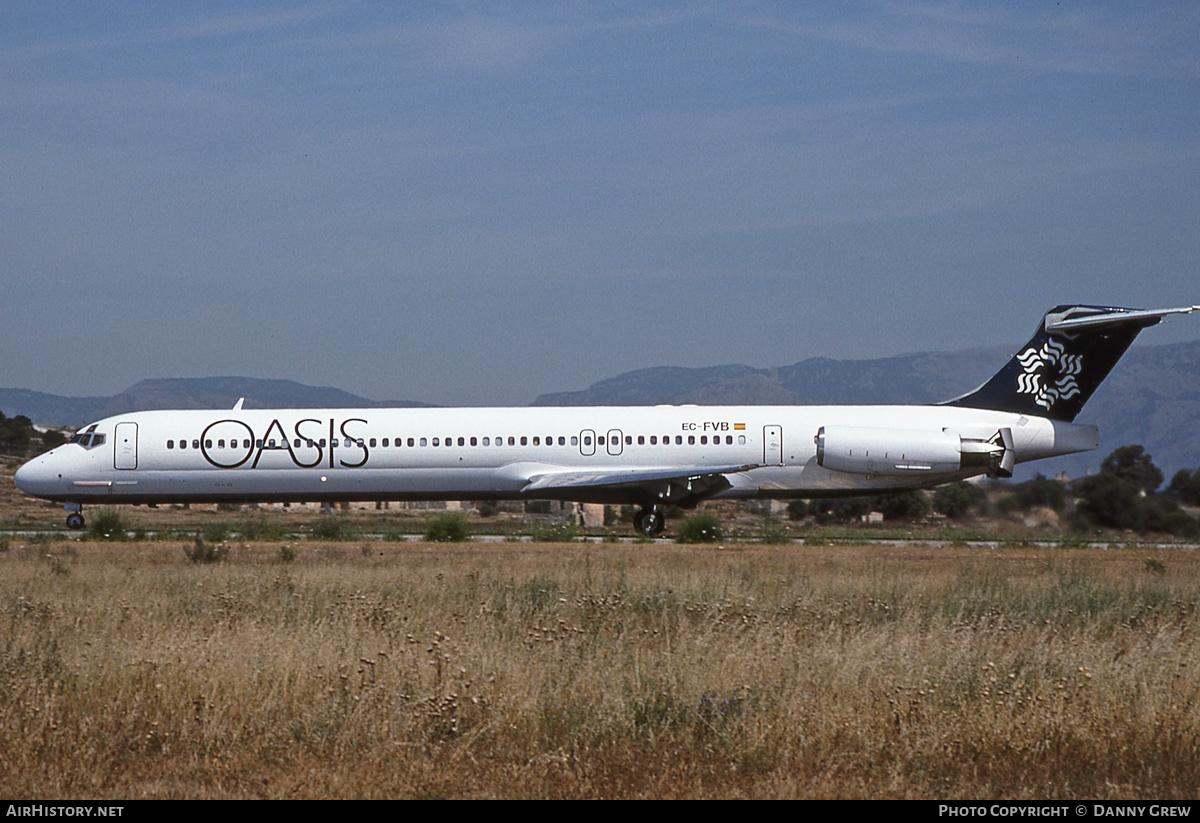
[1100,445,1163,494]
[1074,445,1197,535]
[0,411,33,452]
[1168,469,1200,507]
[872,490,930,521]
[933,481,987,520]
[1008,473,1068,512]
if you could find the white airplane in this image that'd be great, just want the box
[14,304,1199,535]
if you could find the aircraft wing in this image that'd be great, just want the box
[521,463,760,506]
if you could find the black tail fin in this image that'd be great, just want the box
[943,304,1198,422]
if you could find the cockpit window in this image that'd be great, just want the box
[68,429,106,449]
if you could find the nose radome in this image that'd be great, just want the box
[14,455,59,497]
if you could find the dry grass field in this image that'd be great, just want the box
[1,535,1198,799]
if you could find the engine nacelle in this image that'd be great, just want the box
[815,425,1011,477]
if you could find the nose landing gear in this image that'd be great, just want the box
[65,504,85,530]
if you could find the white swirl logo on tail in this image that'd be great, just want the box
[1015,338,1082,410]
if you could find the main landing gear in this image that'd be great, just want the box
[65,503,85,530]
[634,506,665,537]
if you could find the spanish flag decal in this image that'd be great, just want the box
[733,423,746,430]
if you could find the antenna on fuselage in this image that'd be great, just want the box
[232,397,245,411]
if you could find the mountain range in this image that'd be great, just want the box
[4,339,1198,482]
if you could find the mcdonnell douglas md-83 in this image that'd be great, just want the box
[14,304,1200,536]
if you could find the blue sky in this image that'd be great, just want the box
[3,2,1198,405]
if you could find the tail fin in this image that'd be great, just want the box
[943,304,1198,422]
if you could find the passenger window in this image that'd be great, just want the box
[700,436,707,445]
[688,435,695,445]
[598,436,605,446]
[419,438,427,447]
[470,437,477,446]
[738,435,746,445]
[192,440,200,449]
[457,437,465,446]
[408,438,415,447]
[583,436,592,446]
[482,437,490,446]
[520,436,528,446]
[533,436,540,446]
[369,438,377,448]
[570,436,578,446]
[432,438,439,446]
[558,436,566,445]
[637,436,645,445]
[625,435,632,445]
[674,436,681,445]
[508,437,515,446]
[650,436,657,445]
[167,440,174,449]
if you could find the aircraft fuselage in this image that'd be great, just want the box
[13,404,1095,506]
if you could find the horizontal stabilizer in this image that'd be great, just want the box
[1044,305,1200,332]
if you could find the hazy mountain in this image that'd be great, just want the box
[0,377,432,428]
[0,388,111,429]
[534,348,1011,407]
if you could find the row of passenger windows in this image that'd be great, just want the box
[165,433,747,450]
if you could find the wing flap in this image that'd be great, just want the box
[522,463,759,493]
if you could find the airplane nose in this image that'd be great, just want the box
[14,454,63,498]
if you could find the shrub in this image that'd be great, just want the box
[88,510,128,541]
[183,535,229,564]
[806,497,873,525]
[760,517,791,545]
[530,521,579,542]
[235,517,287,541]
[675,513,724,544]
[310,517,356,540]
[424,512,470,543]
[201,523,230,543]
